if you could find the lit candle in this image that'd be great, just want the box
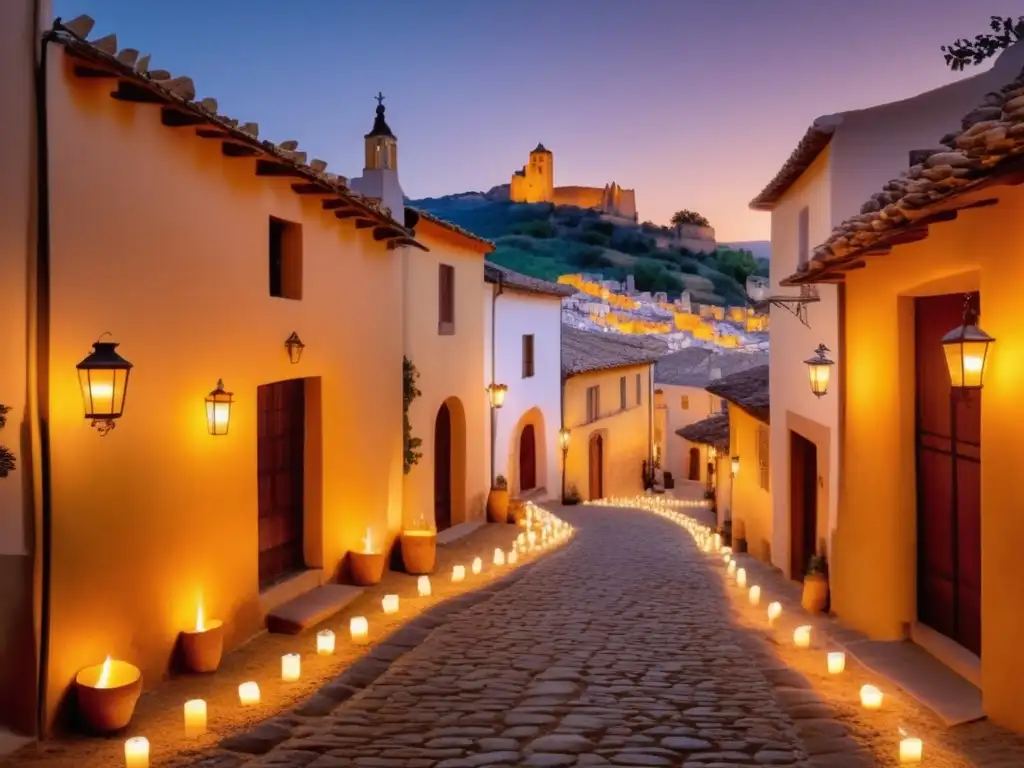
[281,653,301,681]
[417,575,432,597]
[517,533,526,546]
[382,594,399,614]
[899,734,923,764]
[317,629,335,655]
[727,560,737,578]
[350,616,369,644]
[860,684,883,710]
[793,625,811,648]
[827,652,846,674]
[508,550,518,564]
[767,601,782,624]
[471,557,482,575]
[452,565,466,582]
[494,548,505,566]
[238,681,260,706]
[723,553,731,564]
[749,585,761,605]
[124,736,149,767]
[737,568,747,588]
[713,534,722,550]
[184,699,207,737]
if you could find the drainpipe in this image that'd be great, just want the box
[489,273,503,486]
[559,309,565,501]
[647,362,654,485]
[34,14,58,739]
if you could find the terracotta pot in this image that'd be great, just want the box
[74,660,143,734]
[180,620,224,673]
[801,573,829,613]
[487,488,510,523]
[350,551,387,586]
[401,531,437,574]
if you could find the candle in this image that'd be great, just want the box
[727,561,737,578]
[238,681,260,706]
[508,550,518,564]
[471,557,482,575]
[827,652,846,674]
[350,616,369,645]
[124,736,149,767]
[281,653,301,682]
[382,594,399,614]
[317,630,335,655]
[899,735,923,763]
[793,625,811,648]
[723,553,731,563]
[417,575,432,597]
[713,534,722,550]
[184,699,207,737]
[737,568,747,588]
[860,684,883,710]
[767,601,782,624]
[452,565,466,582]
[494,548,505,566]
[517,533,526,546]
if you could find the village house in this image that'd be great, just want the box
[483,264,574,501]
[675,412,729,503]
[780,61,1024,734]
[748,39,1024,586]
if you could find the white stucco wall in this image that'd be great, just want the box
[656,383,719,484]
[483,287,563,499]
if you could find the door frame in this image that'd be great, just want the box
[519,423,537,492]
[789,430,818,581]
[588,432,604,500]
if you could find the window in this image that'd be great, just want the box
[635,373,642,405]
[619,376,627,410]
[757,424,770,492]
[438,264,455,335]
[269,217,303,299]
[680,395,690,410]
[522,334,535,378]
[586,385,600,422]
[797,206,810,267]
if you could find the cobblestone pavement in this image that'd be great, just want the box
[206,505,837,767]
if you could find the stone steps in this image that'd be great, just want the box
[265,584,364,635]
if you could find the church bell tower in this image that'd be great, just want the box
[350,92,405,221]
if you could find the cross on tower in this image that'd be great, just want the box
[375,92,385,108]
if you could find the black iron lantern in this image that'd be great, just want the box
[205,379,234,436]
[76,337,133,435]
[285,332,305,364]
[805,343,835,398]
[941,295,994,391]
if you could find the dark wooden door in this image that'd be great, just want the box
[519,424,537,491]
[434,403,452,531]
[688,447,701,481]
[915,293,981,655]
[789,431,818,581]
[257,379,306,589]
[588,434,603,500]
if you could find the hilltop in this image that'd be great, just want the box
[408,191,768,306]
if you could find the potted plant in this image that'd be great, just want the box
[487,475,510,523]
[801,554,830,613]
[562,484,581,506]
[400,514,437,574]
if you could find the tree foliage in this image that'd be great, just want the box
[403,358,422,474]
[0,405,14,478]
[942,15,1024,70]
[670,209,711,229]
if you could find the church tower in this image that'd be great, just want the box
[349,93,406,221]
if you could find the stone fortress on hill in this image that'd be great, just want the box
[509,143,638,222]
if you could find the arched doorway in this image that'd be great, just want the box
[434,403,452,531]
[519,424,537,491]
[588,433,604,500]
[688,446,701,481]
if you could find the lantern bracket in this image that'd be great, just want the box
[749,285,819,328]
[92,418,116,436]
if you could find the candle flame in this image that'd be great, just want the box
[196,602,205,632]
[362,527,374,553]
[96,655,112,689]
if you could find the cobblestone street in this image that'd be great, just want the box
[207,506,825,767]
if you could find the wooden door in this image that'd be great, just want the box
[688,447,701,481]
[434,403,452,531]
[789,431,818,581]
[519,424,537,491]
[588,434,603,500]
[257,379,306,589]
[915,294,981,655]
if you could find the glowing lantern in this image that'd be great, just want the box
[285,331,305,364]
[827,652,845,674]
[942,297,994,390]
[76,338,133,435]
[804,343,834,398]
[205,379,234,435]
[316,630,335,655]
[558,427,571,452]
[486,382,508,408]
[731,456,740,476]
[860,684,883,710]
[793,625,811,648]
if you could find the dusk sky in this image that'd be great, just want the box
[53,0,1024,241]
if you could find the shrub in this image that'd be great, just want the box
[572,231,610,247]
[511,219,556,238]
[584,219,616,237]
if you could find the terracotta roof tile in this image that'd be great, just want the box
[655,348,770,388]
[410,207,495,250]
[562,327,665,378]
[677,412,730,451]
[705,365,769,424]
[485,263,575,298]
[749,115,844,211]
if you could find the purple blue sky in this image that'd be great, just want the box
[53,0,1024,241]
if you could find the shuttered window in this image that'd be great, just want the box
[522,334,535,378]
[438,264,455,335]
[586,386,600,422]
[619,376,627,410]
[635,373,642,405]
[757,424,770,492]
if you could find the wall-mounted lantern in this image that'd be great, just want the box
[486,383,508,409]
[942,296,994,390]
[558,427,571,454]
[805,343,835,398]
[205,379,234,436]
[731,455,740,476]
[285,332,305,365]
[76,337,133,435]
[708,445,718,460]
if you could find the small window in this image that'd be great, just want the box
[522,334,535,378]
[635,373,642,405]
[757,424,770,492]
[269,217,303,300]
[438,264,455,335]
[586,385,600,422]
[680,395,690,410]
[619,376,627,410]
[797,206,810,267]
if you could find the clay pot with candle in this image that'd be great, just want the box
[400,529,437,574]
[487,476,510,523]
[180,603,224,673]
[350,528,386,585]
[74,656,143,734]
[801,554,830,614]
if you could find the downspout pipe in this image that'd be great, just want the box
[489,273,503,486]
[647,362,654,485]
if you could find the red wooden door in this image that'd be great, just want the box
[434,403,452,531]
[257,379,306,589]
[588,434,603,500]
[519,424,537,491]
[789,431,818,581]
[688,447,701,481]
[915,294,981,655]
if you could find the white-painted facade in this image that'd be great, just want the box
[655,383,719,485]
[483,285,564,499]
[763,43,1024,578]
